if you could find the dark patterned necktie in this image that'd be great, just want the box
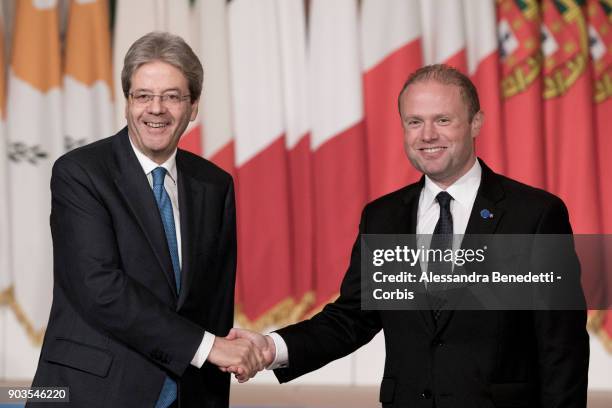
[428,191,453,321]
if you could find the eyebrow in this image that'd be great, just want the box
[403,113,453,119]
[131,87,183,93]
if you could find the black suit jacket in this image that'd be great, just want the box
[274,160,589,408]
[29,128,237,407]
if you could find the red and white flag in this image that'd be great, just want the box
[361,0,423,200]
[463,0,505,173]
[419,0,467,70]
[228,0,293,327]
[309,0,368,307]
[276,0,315,318]
[196,0,235,173]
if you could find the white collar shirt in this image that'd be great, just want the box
[416,160,482,275]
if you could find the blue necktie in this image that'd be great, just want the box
[151,167,180,408]
[152,167,181,291]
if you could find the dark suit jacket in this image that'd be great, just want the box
[29,128,237,407]
[274,160,589,408]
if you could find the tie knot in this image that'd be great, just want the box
[152,167,167,187]
[436,191,453,209]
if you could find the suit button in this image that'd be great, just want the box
[431,339,444,347]
[421,389,432,399]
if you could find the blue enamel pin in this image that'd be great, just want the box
[480,209,494,219]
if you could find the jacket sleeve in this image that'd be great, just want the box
[202,178,237,339]
[532,197,589,408]
[274,206,382,383]
[50,156,204,377]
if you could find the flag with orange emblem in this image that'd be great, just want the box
[64,0,114,147]
[6,0,63,346]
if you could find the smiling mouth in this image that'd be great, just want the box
[419,147,446,153]
[145,121,168,129]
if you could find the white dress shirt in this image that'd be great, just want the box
[129,138,215,368]
[268,160,483,369]
[416,160,482,275]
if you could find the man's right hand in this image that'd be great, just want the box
[207,336,266,381]
[222,328,276,382]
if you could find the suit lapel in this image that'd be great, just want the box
[176,153,207,309]
[434,160,506,334]
[112,129,178,298]
[464,161,505,235]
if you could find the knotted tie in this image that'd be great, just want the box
[152,167,180,408]
[428,191,453,321]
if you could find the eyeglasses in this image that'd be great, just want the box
[129,92,191,106]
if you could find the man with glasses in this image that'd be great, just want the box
[28,32,264,408]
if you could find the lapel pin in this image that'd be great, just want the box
[480,209,494,219]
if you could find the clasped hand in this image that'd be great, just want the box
[207,328,275,383]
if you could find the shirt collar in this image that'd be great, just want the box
[421,159,482,210]
[128,135,177,183]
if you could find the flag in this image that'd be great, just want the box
[587,0,612,349]
[194,0,238,304]
[196,0,235,173]
[276,0,315,320]
[541,0,603,322]
[6,0,63,344]
[464,0,505,173]
[0,5,10,303]
[419,0,467,70]
[309,0,368,307]
[497,0,546,188]
[361,0,423,200]
[588,0,612,234]
[541,0,600,233]
[64,0,114,147]
[228,0,293,328]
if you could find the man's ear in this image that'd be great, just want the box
[471,111,484,138]
[190,99,200,121]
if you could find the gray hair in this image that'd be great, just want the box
[121,31,203,103]
[398,64,481,122]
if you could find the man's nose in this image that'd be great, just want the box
[147,96,167,114]
[421,121,437,141]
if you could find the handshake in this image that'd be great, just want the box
[208,328,276,383]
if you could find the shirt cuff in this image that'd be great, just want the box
[190,331,215,368]
[266,332,289,369]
